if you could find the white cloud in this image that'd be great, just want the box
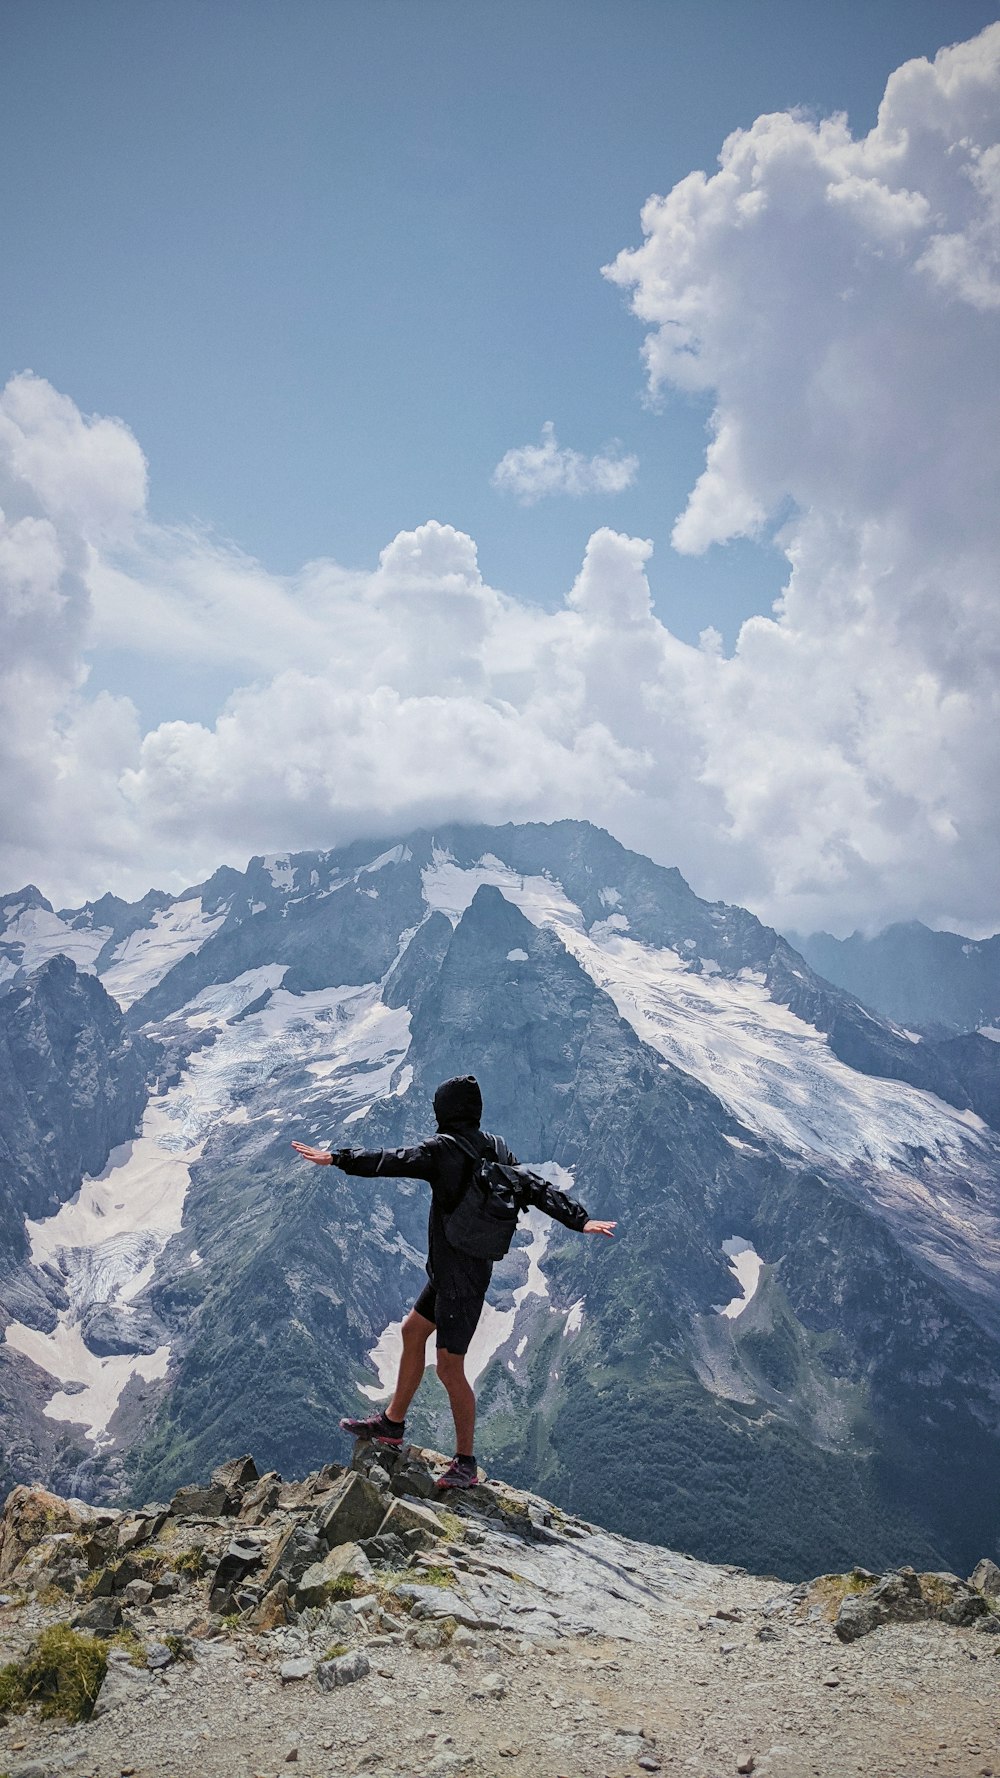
[491,421,638,504]
[3,26,1000,939]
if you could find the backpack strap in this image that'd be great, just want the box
[442,1130,499,1165]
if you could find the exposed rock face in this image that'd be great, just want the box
[832,1567,999,1642]
[0,957,155,1269]
[0,1484,87,1581]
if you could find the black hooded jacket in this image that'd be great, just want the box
[330,1075,589,1296]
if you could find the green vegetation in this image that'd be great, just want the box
[417,1565,455,1587]
[805,1569,878,1620]
[0,1625,107,1722]
[486,1362,942,1581]
[170,1544,207,1577]
[323,1641,350,1658]
[323,1573,361,1601]
[111,1628,148,1668]
[162,1632,193,1662]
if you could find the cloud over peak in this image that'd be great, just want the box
[3,26,1000,939]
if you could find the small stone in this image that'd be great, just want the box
[146,1642,174,1670]
[284,1752,299,1765]
[280,1656,314,1682]
[638,1760,662,1774]
[615,1724,644,1737]
[822,1674,841,1687]
[720,1641,737,1654]
[736,1758,755,1775]
[122,1578,154,1607]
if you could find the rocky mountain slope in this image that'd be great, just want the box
[2,822,1000,1578]
[1,1442,999,1778]
[788,921,1000,1041]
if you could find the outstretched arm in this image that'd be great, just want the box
[291,1139,436,1181]
[518,1169,615,1235]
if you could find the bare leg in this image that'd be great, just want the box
[387,1307,435,1422]
[436,1348,476,1454]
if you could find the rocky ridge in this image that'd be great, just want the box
[1,1446,999,1778]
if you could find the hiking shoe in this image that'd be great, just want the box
[338,1409,405,1448]
[435,1455,481,1490]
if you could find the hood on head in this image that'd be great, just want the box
[434,1074,483,1130]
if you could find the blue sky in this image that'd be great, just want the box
[4,0,996,671]
[2,4,999,936]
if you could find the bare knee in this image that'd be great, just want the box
[436,1349,467,1386]
[402,1309,433,1350]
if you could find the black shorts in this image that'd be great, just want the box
[413,1279,486,1356]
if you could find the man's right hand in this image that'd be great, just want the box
[292,1141,336,1165]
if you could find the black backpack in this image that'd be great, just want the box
[442,1132,527,1260]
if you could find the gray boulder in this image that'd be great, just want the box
[211,1454,259,1499]
[920,1571,993,1627]
[208,1534,265,1613]
[970,1557,1000,1599]
[834,1567,992,1642]
[72,1595,124,1634]
[91,1653,153,1718]
[168,1482,229,1518]
[259,1524,324,1592]
[295,1542,374,1608]
[312,1472,386,1548]
[316,1649,370,1689]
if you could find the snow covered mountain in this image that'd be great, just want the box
[2,821,1000,1577]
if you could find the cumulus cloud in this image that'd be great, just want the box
[491,421,638,503]
[3,26,1000,937]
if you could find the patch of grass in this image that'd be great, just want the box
[374,1573,416,1612]
[170,1544,207,1577]
[805,1569,878,1621]
[323,1642,350,1659]
[35,1584,69,1608]
[162,1633,193,1663]
[435,1510,465,1541]
[324,1574,362,1601]
[0,1624,108,1722]
[129,1549,168,1577]
[417,1565,455,1588]
[111,1629,148,1669]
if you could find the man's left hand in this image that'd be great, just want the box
[583,1219,616,1237]
[292,1142,334,1165]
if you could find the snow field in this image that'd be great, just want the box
[0,903,111,983]
[5,961,415,1446]
[714,1238,764,1319]
[99,896,228,1007]
[423,850,995,1176]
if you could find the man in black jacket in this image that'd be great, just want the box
[293,1073,615,1489]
